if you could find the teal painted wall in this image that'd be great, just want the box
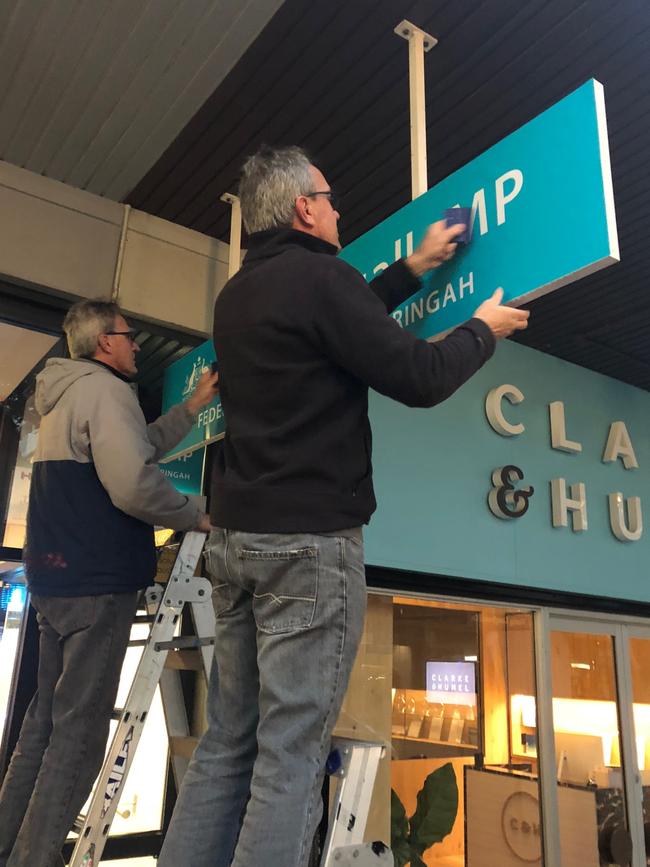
[366,339,649,601]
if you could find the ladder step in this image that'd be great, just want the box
[169,736,198,761]
[111,707,125,721]
[127,639,148,648]
[154,636,215,652]
[164,649,203,671]
[133,614,155,624]
[72,813,87,833]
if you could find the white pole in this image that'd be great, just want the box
[394,20,437,200]
[220,192,242,278]
[111,203,131,301]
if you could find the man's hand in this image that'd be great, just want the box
[474,288,530,339]
[195,513,212,533]
[405,220,466,277]
[185,369,219,415]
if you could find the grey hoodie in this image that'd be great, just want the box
[25,358,200,596]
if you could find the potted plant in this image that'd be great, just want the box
[391,763,459,867]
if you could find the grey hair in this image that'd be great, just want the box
[238,145,314,233]
[62,299,122,359]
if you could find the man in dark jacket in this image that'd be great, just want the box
[159,146,529,867]
[0,300,217,867]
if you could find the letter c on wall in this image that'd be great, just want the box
[485,384,525,436]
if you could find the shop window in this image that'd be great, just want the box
[628,637,650,865]
[334,594,543,867]
[0,576,27,738]
[1,323,61,551]
[2,394,40,550]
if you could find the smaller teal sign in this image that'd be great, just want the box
[340,79,618,341]
[161,339,225,461]
[159,448,204,496]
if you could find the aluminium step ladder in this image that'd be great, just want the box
[69,531,215,867]
[68,530,393,867]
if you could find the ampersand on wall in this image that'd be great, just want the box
[488,465,535,519]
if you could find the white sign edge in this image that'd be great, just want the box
[594,78,620,261]
[161,430,225,464]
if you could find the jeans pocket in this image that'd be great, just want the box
[211,581,234,617]
[239,545,319,634]
[203,535,234,617]
[33,594,97,636]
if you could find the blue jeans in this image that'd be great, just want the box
[0,592,138,867]
[158,527,367,867]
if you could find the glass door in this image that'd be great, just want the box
[542,616,640,867]
[624,627,650,867]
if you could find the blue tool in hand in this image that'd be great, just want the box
[443,207,472,244]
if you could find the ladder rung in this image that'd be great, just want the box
[127,639,148,648]
[111,708,125,721]
[133,614,155,624]
[72,813,87,833]
[169,736,198,760]
[165,649,203,671]
[154,636,214,652]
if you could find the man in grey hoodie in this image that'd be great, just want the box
[0,299,216,867]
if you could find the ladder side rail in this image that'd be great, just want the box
[190,596,216,678]
[320,742,384,866]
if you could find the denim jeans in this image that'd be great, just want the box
[0,592,138,867]
[158,527,367,867]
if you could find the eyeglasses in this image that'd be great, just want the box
[104,329,137,344]
[305,190,340,211]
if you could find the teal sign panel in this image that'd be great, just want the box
[366,340,650,602]
[340,80,619,340]
[159,448,204,496]
[161,339,224,461]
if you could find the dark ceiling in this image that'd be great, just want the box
[127,0,650,391]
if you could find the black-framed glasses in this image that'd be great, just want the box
[104,329,137,344]
[305,190,340,211]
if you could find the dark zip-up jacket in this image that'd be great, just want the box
[210,228,495,532]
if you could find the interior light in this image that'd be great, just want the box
[464,655,478,662]
[512,694,537,728]
[154,528,175,547]
[570,662,592,670]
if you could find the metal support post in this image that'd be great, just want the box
[533,608,562,867]
[221,192,242,278]
[394,20,437,200]
[110,203,131,301]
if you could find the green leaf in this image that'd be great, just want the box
[392,837,414,867]
[391,789,413,867]
[408,763,459,855]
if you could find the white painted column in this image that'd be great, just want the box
[111,204,131,301]
[394,20,437,200]
[220,192,242,278]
